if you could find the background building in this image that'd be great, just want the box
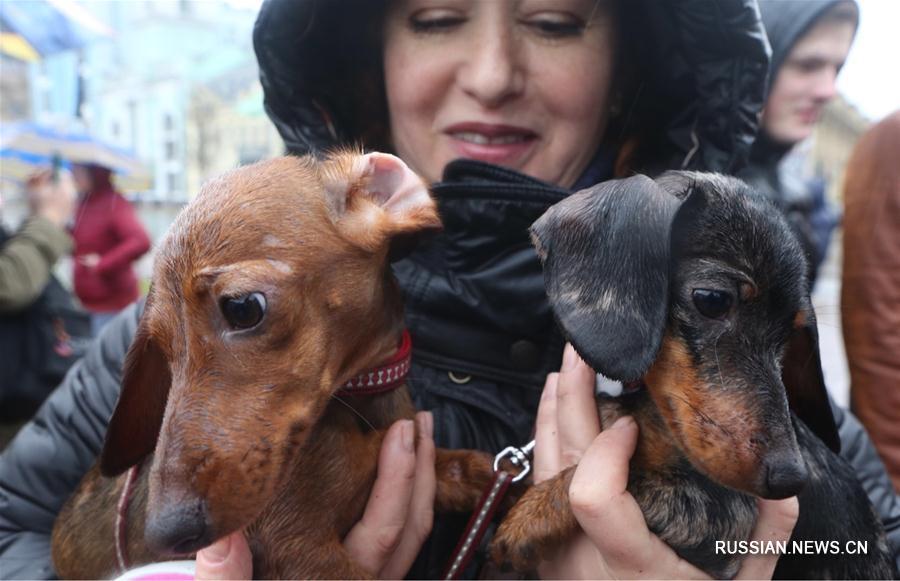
[24,0,280,206]
[812,95,871,204]
[4,0,282,283]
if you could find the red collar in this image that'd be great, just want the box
[337,330,412,396]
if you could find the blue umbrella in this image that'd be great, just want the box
[1,123,152,192]
[0,1,85,56]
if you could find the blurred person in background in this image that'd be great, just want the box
[0,170,75,312]
[70,163,150,336]
[1,169,90,423]
[741,0,858,288]
[842,111,900,491]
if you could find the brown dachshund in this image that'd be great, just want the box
[491,172,894,579]
[51,151,493,579]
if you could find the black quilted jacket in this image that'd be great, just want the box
[2,0,898,578]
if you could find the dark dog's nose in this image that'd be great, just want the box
[145,498,214,555]
[764,455,808,499]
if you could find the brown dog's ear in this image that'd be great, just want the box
[326,152,442,256]
[782,306,841,453]
[530,175,684,381]
[360,152,441,233]
[100,292,172,476]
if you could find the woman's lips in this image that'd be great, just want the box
[444,123,538,166]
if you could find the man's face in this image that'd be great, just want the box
[762,15,856,145]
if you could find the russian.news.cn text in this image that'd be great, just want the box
[715,540,869,556]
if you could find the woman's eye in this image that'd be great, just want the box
[691,289,733,320]
[409,10,464,33]
[220,292,267,330]
[525,15,585,38]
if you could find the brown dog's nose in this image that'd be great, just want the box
[764,454,809,499]
[145,497,214,555]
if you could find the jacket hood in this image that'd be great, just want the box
[757,0,859,84]
[254,0,771,175]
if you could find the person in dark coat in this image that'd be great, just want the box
[1,1,897,579]
[740,0,859,286]
[1,170,80,422]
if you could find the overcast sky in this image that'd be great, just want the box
[836,0,900,121]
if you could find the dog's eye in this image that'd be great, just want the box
[692,289,733,319]
[220,292,266,329]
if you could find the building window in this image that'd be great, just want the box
[164,114,174,131]
[165,140,176,160]
[167,172,178,194]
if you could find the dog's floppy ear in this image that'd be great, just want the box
[326,152,441,257]
[100,289,172,476]
[782,306,841,453]
[530,175,682,380]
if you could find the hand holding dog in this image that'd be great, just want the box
[195,412,436,580]
[536,344,800,580]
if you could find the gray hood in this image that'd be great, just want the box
[757,0,859,85]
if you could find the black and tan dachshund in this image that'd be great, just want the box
[492,172,894,579]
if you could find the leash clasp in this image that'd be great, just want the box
[492,439,535,483]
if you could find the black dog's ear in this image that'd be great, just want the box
[530,175,683,380]
[783,306,841,453]
[100,289,172,476]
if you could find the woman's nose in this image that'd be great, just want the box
[458,32,525,108]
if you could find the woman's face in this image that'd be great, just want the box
[384,0,616,188]
[72,164,93,194]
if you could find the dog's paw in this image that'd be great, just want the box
[490,468,579,572]
[435,449,495,512]
[491,507,543,571]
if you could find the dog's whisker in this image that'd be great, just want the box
[713,338,727,391]
[329,393,377,432]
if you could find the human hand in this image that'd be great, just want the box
[534,344,799,579]
[193,531,252,580]
[195,412,436,580]
[78,253,101,268]
[26,168,76,228]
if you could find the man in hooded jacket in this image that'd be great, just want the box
[740,0,858,286]
[0,1,897,579]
